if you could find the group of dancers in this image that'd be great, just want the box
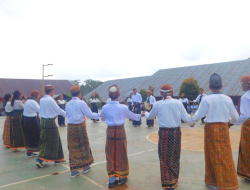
[1,73,250,190]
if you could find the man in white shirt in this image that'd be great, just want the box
[192,73,239,190]
[131,88,142,126]
[66,85,100,178]
[145,84,194,189]
[145,90,156,127]
[236,75,250,183]
[36,85,67,168]
[191,88,207,124]
[101,85,141,188]
[23,90,40,157]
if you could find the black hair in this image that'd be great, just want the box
[71,91,80,97]
[109,93,119,100]
[45,89,53,94]
[210,73,222,89]
[11,90,21,106]
[4,94,11,107]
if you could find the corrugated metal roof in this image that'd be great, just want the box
[84,76,150,101]
[0,78,72,98]
[84,59,250,100]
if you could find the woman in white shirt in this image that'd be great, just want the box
[23,90,40,157]
[3,93,13,148]
[89,92,100,122]
[179,93,189,112]
[57,95,66,126]
[10,90,25,151]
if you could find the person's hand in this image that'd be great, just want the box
[228,123,234,128]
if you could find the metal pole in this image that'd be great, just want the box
[42,64,44,95]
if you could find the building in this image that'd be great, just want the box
[0,78,72,111]
[84,59,250,111]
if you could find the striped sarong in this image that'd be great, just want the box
[68,122,94,171]
[23,116,40,153]
[9,110,26,150]
[204,123,239,190]
[3,114,11,147]
[106,125,129,178]
[38,118,64,162]
[158,127,181,189]
[237,119,250,181]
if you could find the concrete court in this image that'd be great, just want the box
[0,116,249,190]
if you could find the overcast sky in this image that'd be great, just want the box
[0,0,250,83]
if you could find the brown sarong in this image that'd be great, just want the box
[106,125,129,178]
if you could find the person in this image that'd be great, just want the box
[10,90,26,151]
[236,75,250,183]
[100,85,141,188]
[2,93,13,148]
[145,84,194,189]
[21,95,28,104]
[89,92,100,122]
[36,85,67,168]
[126,94,133,112]
[23,90,40,157]
[57,95,66,126]
[191,88,207,124]
[131,88,142,127]
[179,93,189,112]
[192,73,239,190]
[66,84,100,178]
[146,90,156,127]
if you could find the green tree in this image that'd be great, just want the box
[80,79,103,96]
[140,89,147,102]
[179,77,200,101]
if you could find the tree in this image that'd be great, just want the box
[179,77,200,101]
[80,79,103,96]
[69,79,81,85]
[140,89,147,102]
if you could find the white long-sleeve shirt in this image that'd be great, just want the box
[39,95,66,118]
[5,102,13,113]
[193,93,207,103]
[236,90,250,126]
[131,93,142,105]
[89,98,100,103]
[147,95,156,104]
[23,99,40,117]
[13,100,24,110]
[101,101,141,126]
[145,97,194,128]
[192,94,239,124]
[66,97,100,124]
[179,98,189,104]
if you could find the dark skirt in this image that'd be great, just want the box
[182,103,188,112]
[9,110,26,150]
[237,119,250,181]
[91,103,99,121]
[132,103,141,126]
[58,105,65,125]
[38,118,64,162]
[158,127,181,189]
[146,119,154,126]
[68,122,94,171]
[106,125,129,178]
[23,116,40,153]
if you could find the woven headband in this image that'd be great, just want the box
[160,89,172,93]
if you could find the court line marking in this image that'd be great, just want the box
[0,170,69,189]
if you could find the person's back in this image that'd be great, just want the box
[193,94,238,124]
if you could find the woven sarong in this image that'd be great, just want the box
[237,119,250,181]
[23,116,40,153]
[9,110,26,150]
[106,125,129,178]
[158,127,181,189]
[204,123,239,190]
[68,122,94,171]
[38,118,64,162]
[3,115,11,147]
